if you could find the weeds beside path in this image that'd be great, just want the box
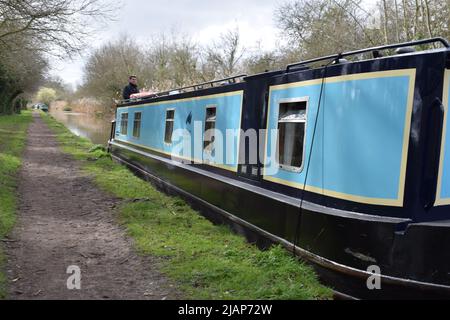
[42,112,332,300]
[0,111,32,298]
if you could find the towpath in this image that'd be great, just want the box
[3,112,179,300]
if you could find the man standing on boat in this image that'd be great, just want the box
[122,75,139,100]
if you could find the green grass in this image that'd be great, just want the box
[41,112,333,300]
[0,111,33,298]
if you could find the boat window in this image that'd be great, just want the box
[133,112,142,138]
[277,99,308,173]
[120,113,128,135]
[164,109,175,144]
[203,106,217,153]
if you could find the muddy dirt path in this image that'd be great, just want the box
[3,113,180,300]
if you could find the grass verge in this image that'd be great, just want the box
[0,111,32,298]
[41,112,333,300]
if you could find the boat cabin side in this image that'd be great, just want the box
[112,41,450,224]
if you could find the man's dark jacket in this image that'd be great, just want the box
[122,83,139,100]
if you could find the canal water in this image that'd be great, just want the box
[50,111,114,145]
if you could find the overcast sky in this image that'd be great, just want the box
[51,0,283,88]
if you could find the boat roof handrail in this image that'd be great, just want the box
[120,74,247,105]
[286,37,450,73]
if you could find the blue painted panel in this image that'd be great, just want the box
[265,75,412,200]
[440,73,450,199]
[116,92,243,171]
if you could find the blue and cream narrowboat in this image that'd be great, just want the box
[109,38,450,299]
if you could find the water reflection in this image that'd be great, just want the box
[50,111,114,145]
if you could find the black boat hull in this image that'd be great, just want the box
[109,141,450,299]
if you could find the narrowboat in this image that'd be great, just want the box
[109,38,450,299]
[34,103,49,112]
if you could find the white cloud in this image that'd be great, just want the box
[50,0,282,87]
[194,20,278,51]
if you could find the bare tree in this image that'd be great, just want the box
[0,0,118,57]
[274,0,449,60]
[0,36,48,114]
[275,0,378,60]
[81,35,147,102]
[169,38,202,87]
[0,0,119,114]
[204,28,246,78]
[144,33,202,90]
[382,0,390,44]
[81,31,205,103]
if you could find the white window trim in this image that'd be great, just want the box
[204,105,217,154]
[164,108,175,145]
[277,97,309,174]
[133,112,142,138]
[121,113,129,136]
